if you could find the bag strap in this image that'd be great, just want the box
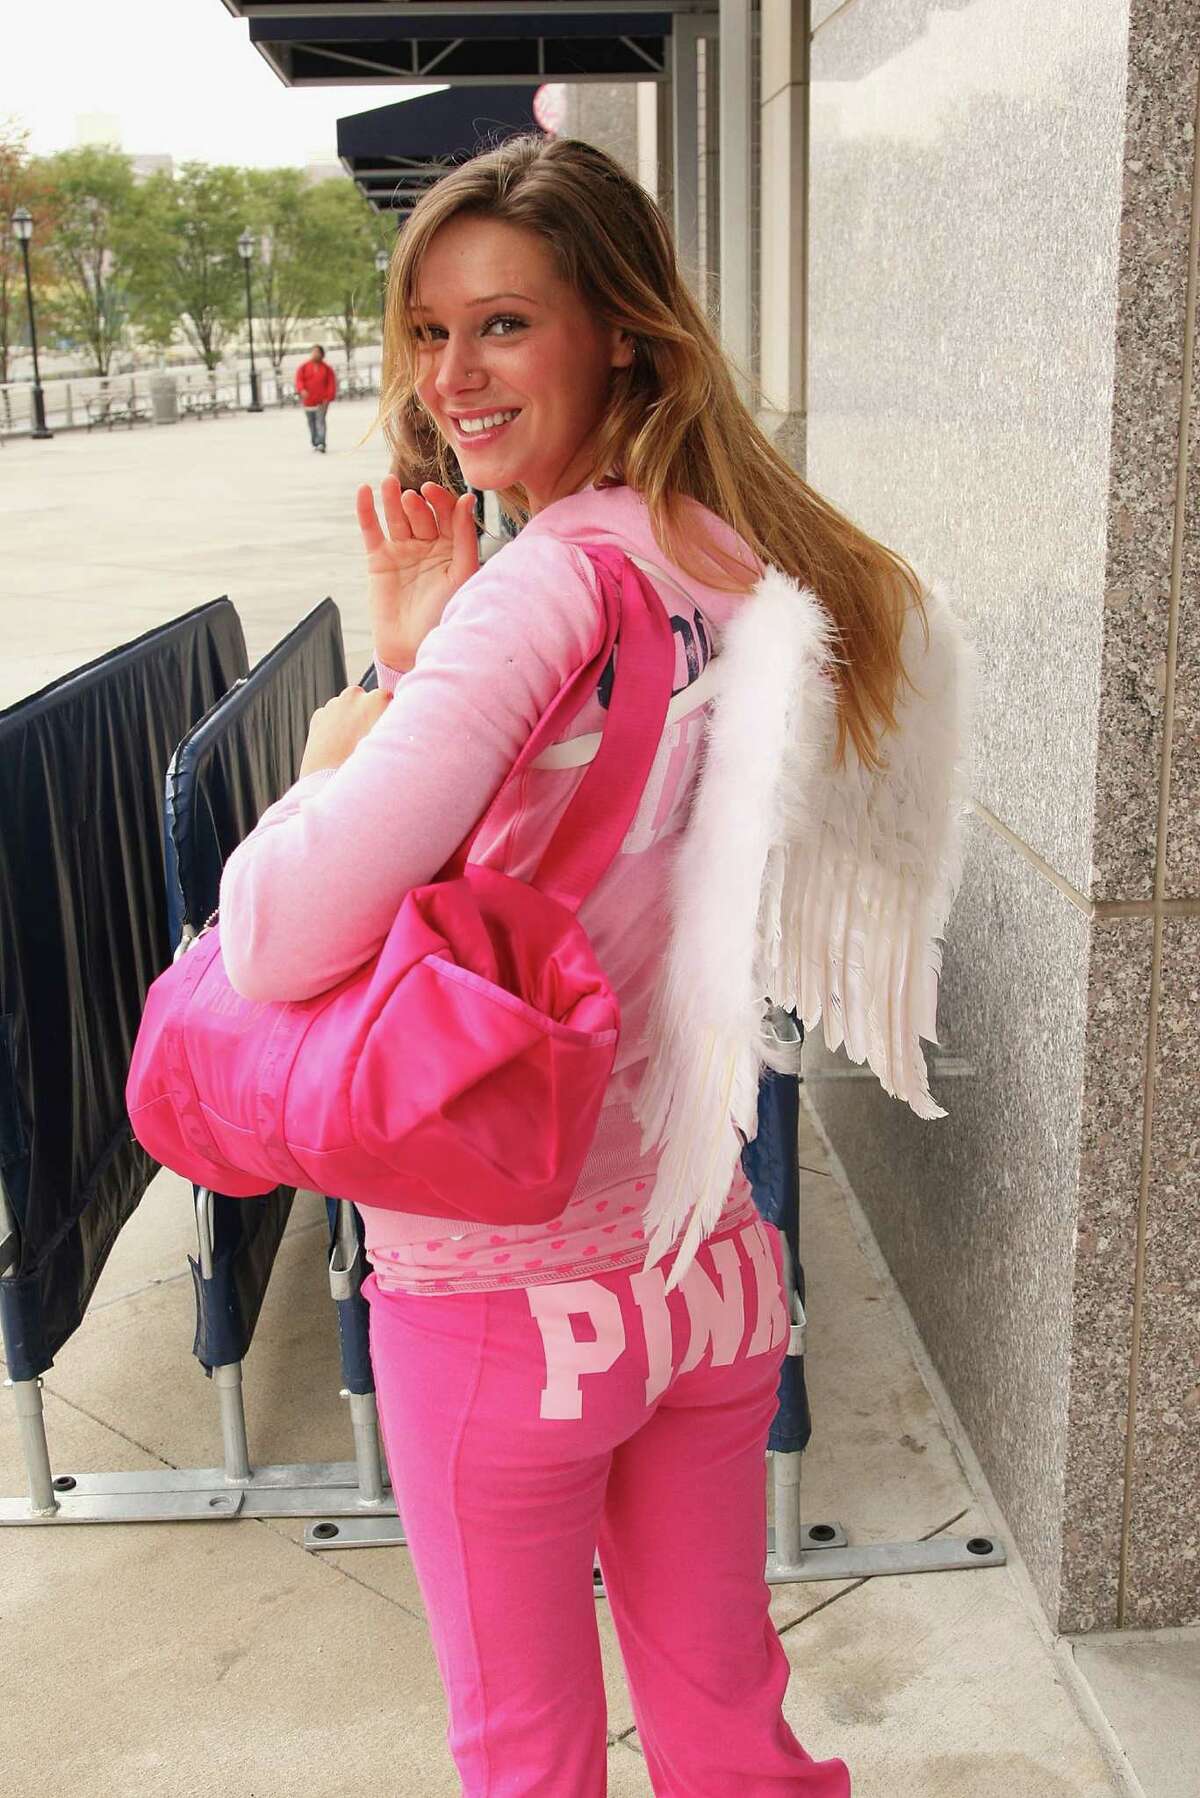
[439,546,675,915]
[535,549,675,910]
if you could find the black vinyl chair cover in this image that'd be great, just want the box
[742,1024,813,1455]
[163,599,359,1377]
[0,600,248,1381]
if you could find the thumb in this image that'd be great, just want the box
[448,491,481,588]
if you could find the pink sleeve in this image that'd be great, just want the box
[218,536,603,1001]
[373,653,408,695]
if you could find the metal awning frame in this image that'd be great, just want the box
[347,160,447,178]
[251,34,671,86]
[224,2,708,16]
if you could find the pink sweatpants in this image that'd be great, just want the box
[364,1214,852,1796]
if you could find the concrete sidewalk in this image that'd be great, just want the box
[0,407,1178,1795]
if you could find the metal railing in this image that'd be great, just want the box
[0,358,382,440]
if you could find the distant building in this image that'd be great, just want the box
[303,160,351,188]
[72,114,172,184]
[131,153,174,183]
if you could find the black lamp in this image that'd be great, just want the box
[11,207,52,440]
[236,228,263,413]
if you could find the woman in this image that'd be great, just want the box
[220,135,969,1796]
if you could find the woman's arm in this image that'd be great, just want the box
[218,536,603,1001]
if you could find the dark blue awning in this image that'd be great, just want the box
[230,6,678,86]
[337,86,542,211]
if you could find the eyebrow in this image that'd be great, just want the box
[411,291,537,312]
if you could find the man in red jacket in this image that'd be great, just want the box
[294,344,337,453]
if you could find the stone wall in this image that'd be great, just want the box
[800,0,1199,1631]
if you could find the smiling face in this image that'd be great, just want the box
[411,214,633,513]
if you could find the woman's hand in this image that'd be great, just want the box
[299,685,392,778]
[356,477,480,673]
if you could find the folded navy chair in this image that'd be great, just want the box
[740,1009,819,1575]
[741,1038,812,1459]
[165,599,390,1517]
[0,600,248,1524]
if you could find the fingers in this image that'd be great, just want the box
[355,484,386,556]
[379,475,439,542]
[338,683,390,710]
[375,475,451,546]
[379,474,413,543]
[400,486,439,542]
[419,482,456,534]
[316,685,391,730]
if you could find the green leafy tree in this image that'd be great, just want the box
[1,119,31,385]
[128,162,248,371]
[36,144,138,376]
[0,120,61,424]
[302,177,393,372]
[242,167,322,378]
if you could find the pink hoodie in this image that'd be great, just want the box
[218,485,762,1294]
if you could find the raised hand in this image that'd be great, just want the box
[356,477,480,673]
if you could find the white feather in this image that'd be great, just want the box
[633,569,976,1291]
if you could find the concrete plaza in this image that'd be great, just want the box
[0,405,1176,1795]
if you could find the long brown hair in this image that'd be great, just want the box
[375,133,926,770]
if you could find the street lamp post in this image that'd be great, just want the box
[11,207,52,440]
[236,229,263,413]
[374,247,389,321]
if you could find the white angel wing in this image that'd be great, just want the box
[760,576,975,1113]
[633,568,974,1293]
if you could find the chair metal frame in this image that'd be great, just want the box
[1,613,396,1530]
[297,1012,1006,1588]
[3,634,1005,1580]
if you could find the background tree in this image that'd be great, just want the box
[0,120,62,426]
[128,162,248,371]
[303,177,394,375]
[1,119,39,386]
[242,166,321,379]
[37,144,138,376]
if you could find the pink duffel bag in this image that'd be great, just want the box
[125,547,674,1227]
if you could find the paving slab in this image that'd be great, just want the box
[765,1116,987,1638]
[0,1386,454,1798]
[622,1501,1133,1794]
[267,1512,644,1744]
[1,398,385,711]
[1068,1629,1200,1798]
[776,1503,1127,1797]
[36,1216,358,1474]
[0,1363,650,1796]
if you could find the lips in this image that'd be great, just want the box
[447,407,522,445]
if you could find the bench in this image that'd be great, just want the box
[85,394,152,431]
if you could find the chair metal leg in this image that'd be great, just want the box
[768,1224,849,1571]
[763,1141,1007,1585]
[194,1186,252,1484]
[9,1377,58,1516]
[772,1446,804,1566]
[346,1390,385,1506]
[329,1199,389,1507]
[213,1363,252,1483]
[1,1184,400,1526]
[0,1368,245,1525]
